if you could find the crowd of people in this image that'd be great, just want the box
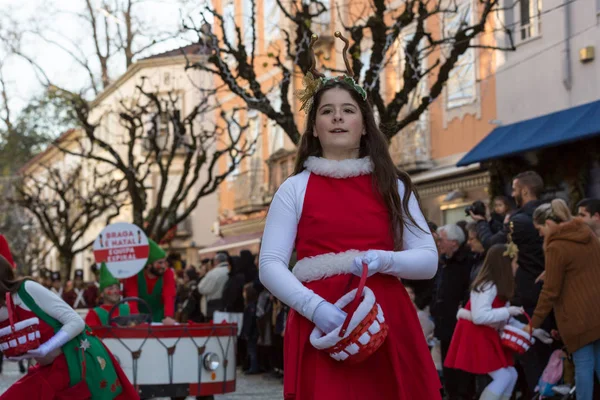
[408,171,600,400]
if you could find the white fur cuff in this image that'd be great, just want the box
[292,250,364,282]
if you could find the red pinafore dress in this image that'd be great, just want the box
[283,173,441,400]
[443,296,514,375]
[0,301,138,399]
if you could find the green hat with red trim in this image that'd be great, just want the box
[99,262,119,291]
[147,239,166,265]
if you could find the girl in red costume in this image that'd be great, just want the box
[259,33,441,400]
[444,244,552,399]
[0,255,139,400]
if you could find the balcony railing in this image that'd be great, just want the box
[233,169,268,214]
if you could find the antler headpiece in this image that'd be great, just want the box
[295,32,367,114]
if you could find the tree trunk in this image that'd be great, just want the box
[58,252,74,283]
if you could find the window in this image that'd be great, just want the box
[359,48,371,83]
[247,111,261,169]
[304,0,330,36]
[242,0,254,54]
[223,2,236,45]
[267,89,284,154]
[263,0,280,42]
[280,160,289,184]
[392,32,427,110]
[443,0,477,109]
[519,0,542,40]
[226,114,242,181]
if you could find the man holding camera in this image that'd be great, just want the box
[469,171,550,396]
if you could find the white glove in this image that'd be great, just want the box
[312,301,347,334]
[507,306,524,316]
[5,354,34,362]
[456,308,472,321]
[25,330,71,359]
[353,250,393,278]
[533,328,553,344]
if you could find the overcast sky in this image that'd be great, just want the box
[0,0,204,112]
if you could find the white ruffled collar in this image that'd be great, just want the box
[304,156,373,178]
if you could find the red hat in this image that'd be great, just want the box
[0,235,15,268]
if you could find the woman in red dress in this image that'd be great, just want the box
[444,244,551,399]
[0,255,139,400]
[259,33,441,400]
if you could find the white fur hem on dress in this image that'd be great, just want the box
[304,156,372,178]
[292,250,364,282]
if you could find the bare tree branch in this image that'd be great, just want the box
[9,163,125,280]
[185,0,515,144]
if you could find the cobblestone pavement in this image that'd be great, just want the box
[0,361,283,399]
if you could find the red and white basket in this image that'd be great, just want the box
[310,263,389,365]
[0,293,41,357]
[500,312,534,355]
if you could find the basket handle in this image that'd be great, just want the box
[5,292,16,333]
[338,262,368,338]
[510,310,532,335]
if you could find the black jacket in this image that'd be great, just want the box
[476,200,545,309]
[431,244,474,342]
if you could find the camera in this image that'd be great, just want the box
[465,200,486,218]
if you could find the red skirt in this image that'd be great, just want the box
[284,274,441,400]
[0,350,139,400]
[444,319,514,375]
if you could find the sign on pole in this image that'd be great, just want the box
[93,223,149,279]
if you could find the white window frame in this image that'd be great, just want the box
[223,2,236,46]
[263,0,281,45]
[518,0,542,42]
[443,0,477,110]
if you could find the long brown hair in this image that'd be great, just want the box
[0,256,27,305]
[293,80,426,249]
[471,244,515,301]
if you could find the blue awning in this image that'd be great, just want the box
[457,99,600,166]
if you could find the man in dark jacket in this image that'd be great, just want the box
[471,171,551,395]
[431,224,475,400]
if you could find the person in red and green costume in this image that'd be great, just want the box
[85,263,130,328]
[0,255,139,399]
[122,239,176,325]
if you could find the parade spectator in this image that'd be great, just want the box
[490,196,513,233]
[466,222,487,282]
[84,264,100,308]
[62,269,89,309]
[197,252,229,321]
[241,282,259,375]
[50,272,63,297]
[239,250,258,284]
[431,224,475,399]
[472,171,550,395]
[529,199,600,400]
[576,198,600,237]
[178,267,205,323]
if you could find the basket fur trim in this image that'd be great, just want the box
[310,286,378,350]
[0,317,40,337]
[293,250,364,283]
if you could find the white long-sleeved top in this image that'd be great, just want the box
[470,283,525,330]
[0,280,85,339]
[259,157,438,322]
